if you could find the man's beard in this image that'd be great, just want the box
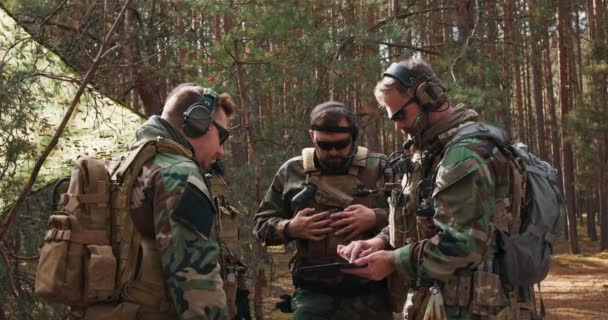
[318,154,351,171]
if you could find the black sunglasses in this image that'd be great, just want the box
[389,97,417,121]
[212,120,230,145]
[314,137,352,151]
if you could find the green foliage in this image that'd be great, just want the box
[0,8,143,319]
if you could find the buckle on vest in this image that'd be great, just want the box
[44,229,58,241]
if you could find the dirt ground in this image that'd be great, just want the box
[262,236,608,320]
[541,238,608,320]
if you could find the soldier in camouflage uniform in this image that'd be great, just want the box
[254,101,393,320]
[339,58,521,320]
[128,83,234,319]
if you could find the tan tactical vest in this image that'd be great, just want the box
[35,138,194,320]
[386,150,423,313]
[292,147,382,287]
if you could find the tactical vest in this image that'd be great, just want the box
[208,174,247,320]
[386,150,422,314]
[35,138,199,320]
[291,147,383,289]
[388,150,423,249]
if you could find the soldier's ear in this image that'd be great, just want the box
[308,130,315,141]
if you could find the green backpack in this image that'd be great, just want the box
[446,123,566,286]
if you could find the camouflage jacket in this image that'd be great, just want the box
[254,147,390,245]
[388,105,511,285]
[129,116,228,320]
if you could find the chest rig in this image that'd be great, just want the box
[388,141,443,250]
[291,147,381,288]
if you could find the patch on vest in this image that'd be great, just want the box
[172,173,216,238]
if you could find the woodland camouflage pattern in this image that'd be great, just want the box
[254,148,393,320]
[387,105,514,318]
[254,151,390,245]
[129,116,228,320]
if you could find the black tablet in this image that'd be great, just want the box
[296,262,365,273]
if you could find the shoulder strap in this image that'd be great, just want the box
[302,148,316,173]
[302,146,369,176]
[113,138,193,182]
[444,123,510,151]
[347,146,368,176]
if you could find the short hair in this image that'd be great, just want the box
[162,83,235,128]
[310,101,355,128]
[374,58,442,105]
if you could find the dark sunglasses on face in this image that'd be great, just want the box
[389,97,417,121]
[212,120,230,145]
[314,137,352,151]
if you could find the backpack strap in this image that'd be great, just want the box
[443,122,510,150]
[348,147,369,176]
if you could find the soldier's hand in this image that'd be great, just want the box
[287,208,333,241]
[337,238,386,263]
[340,250,394,281]
[330,204,376,240]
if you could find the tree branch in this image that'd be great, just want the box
[375,41,439,55]
[0,0,132,243]
[449,0,480,83]
[333,5,456,61]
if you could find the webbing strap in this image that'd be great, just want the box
[537,282,545,319]
[302,148,316,173]
[510,160,524,233]
[44,228,108,245]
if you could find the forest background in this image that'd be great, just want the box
[0,0,607,319]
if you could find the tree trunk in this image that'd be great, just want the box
[500,0,513,133]
[253,268,266,319]
[362,6,380,152]
[523,44,534,150]
[223,8,246,168]
[124,2,163,115]
[588,188,598,241]
[557,0,580,253]
[529,0,547,159]
[543,26,561,185]
[504,0,524,142]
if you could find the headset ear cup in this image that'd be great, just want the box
[183,104,213,138]
[415,81,446,111]
[415,82,433,111]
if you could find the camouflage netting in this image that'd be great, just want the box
[0,8,143,319]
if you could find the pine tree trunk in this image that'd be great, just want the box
[124,2,162,115]
[557,0,580,253]
[543,27,561,186]
[602,138,608,250]
[529,0,547,159]
[588,188,598,241]
[362,5,380,152]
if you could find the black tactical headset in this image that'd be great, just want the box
[383,62,447,112]
[182,88,219,138]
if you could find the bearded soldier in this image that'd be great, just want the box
[339,58,535,320]
[254,101,393,320]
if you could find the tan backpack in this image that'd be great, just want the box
[35,138,192,307]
